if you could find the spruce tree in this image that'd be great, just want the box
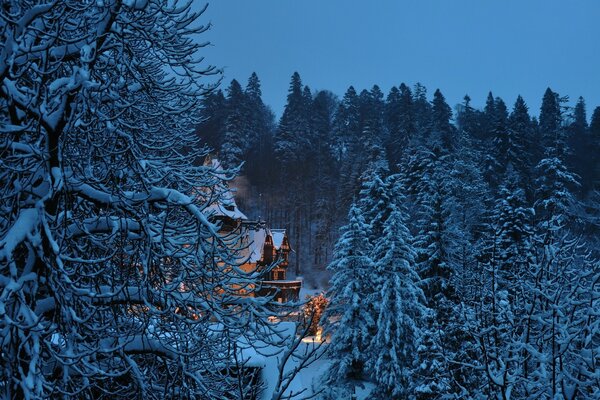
[221,79,247,169]
[335,86,370,207]
[368,207,427,399]
[431,89,455,150]
[385,83,414,168]
[310,90,338,270]
[539,87,565,158]
[196,89,227,153]
[508,95,535,191]
[274,72,311,167]
[323,205,375,382]
[358,167,393,245]
[244,72,276,184]
[413,83,432,138]
[486,97,510,188]
[568,96,592,194]
[323,204,376,385]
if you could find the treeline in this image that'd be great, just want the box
[196,71,600,289]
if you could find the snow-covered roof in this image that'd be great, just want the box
[205,197,248,220]
[271,229,286,250]
[247,227,268,263]
[203,157,247,220]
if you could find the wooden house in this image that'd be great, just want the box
[203,156,301,303]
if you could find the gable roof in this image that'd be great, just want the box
[270,229,286,250]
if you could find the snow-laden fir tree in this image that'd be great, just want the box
[431,89,455,151]
[507,95,536,194]
[221,79,248,169]
[321,204,376,390]
[408,143,477,398]
[385,83,415,168]
[274,72,311,168]
[357,164,393,245]
[472,167,535,398]
[368,204,427,399]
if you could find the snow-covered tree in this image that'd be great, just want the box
[0,2,273,398]
[385,83,415,168]
[221,79,248,169]
[274,72,311,168]
[357,166,393,245]
[368,207,427,399]
[322,204,376,386]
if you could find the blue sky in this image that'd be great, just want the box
[200,1,600,119]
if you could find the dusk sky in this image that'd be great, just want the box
[201,0,600,119]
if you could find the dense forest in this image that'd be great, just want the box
[199,72,600,398]
[198,72,600,287]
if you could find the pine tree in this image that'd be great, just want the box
[431,89,455,150]
[385,83,415,168]
[484,91,496,130]
[244,72,276,185]
[413,83,432,138]
[196,89,227,152]
[568,96,592,194]
[274,72,311,168]
[539,87,565,158]
[323,204,376,384]
[357,165,393,246]
[508,95,535,192]
[368,207,427,399]
[494,167,535,291]
[310,90,339,270]
[333,86,361,162]
[456,94,482,140]
[221,79,248,169]
[335,86,370,208]
[485,96,510,188]
[410,146,477,398]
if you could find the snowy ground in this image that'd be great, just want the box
[254,334,373,400]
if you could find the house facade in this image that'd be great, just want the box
[205,156,301,303]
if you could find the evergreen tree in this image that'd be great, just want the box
[310,90,339,270]
[335,86,371,208]
[221,79,247,169]
[413,83,432,138]
[323,204,376,385]
[494,168,535,291]
[358,166,393,245]
[508,95,536,191]
[244,72,276,184]
[333,86,361,162]
[539,87,565,158]
[196,89,227,152]
[456,94,483,140]
[368,207,427,399]
[485,96,510,188]
[410,146,476,398]
[431,89,455,150]
[472,167,535,397]
[484,91,496,132]
[385,83,415,168]
[274,72,311,168]
[567,96,592,194]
